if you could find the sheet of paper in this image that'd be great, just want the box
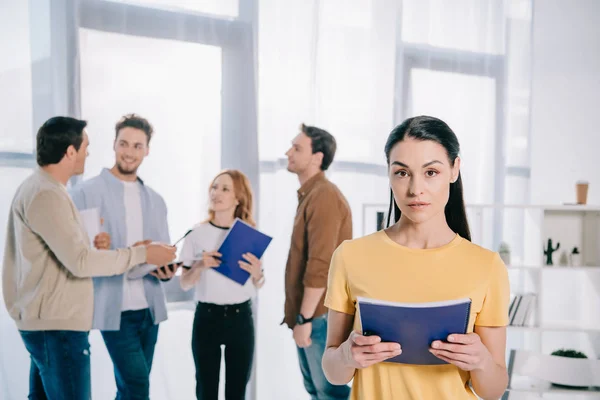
[128,263,157,279]
[79,208,101,245]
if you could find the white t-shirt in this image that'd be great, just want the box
[121,181,148,311]
[180,222,256,305]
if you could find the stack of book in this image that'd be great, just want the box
[509,293,536,326]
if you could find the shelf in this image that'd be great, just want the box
[508,381,600,395]
[465,201,600,387]
[508,325,600,333]
[507,265,600,271]
[466,204,600,212]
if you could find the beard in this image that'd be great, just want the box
[116,160,138,176]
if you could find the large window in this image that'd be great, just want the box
[79,28,223,398]
[0,1,532,399]
[398,0,533,249]
[0,0,257,398]
[0,3,36,398]
[79,28,222,241]
[407,68,497,204]
[258,0,396,165]
[256,2,532,398]
[76,2,256,398]
[0,1,34,153]
[76,0,257,277]
[256,2,399,394]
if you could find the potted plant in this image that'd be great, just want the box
[550,349,590,389]
[498,242,511,266]
[570,247,582,267]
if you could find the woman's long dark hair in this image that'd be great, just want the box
[384,116,471,241]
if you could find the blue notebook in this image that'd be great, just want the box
[357,296,472,365]
[214,219,273,285]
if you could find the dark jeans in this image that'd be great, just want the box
[19,330,91,400]
[192,300,255,400]
[101,309,159,400]
[297,315,351,400]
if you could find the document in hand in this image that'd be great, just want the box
[357,296,472,365]
[128,229,194,279]
[214,219,273,285]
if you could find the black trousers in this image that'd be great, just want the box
[192,300,255,400]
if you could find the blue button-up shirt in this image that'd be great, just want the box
[69,168,170,331]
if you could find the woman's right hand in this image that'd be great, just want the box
[341,331,402,369]
[201,251,222,268]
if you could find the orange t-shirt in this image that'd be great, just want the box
[324,231,510,400]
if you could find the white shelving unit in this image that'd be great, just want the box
[467,204,600,399]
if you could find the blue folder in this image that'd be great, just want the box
[357,297,472,365]
[213,219,273,285]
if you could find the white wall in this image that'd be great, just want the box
[530,0,600,205]
[527,0,600,371]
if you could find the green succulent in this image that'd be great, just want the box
[549,349,590,389]
[551,349,588,359]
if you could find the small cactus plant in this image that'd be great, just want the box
[544,238,560,265]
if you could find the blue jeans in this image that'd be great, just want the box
[101,309,159,400]
[297,315,350,400]
[19,330,91,400]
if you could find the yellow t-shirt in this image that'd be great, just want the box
[324,230,510,400]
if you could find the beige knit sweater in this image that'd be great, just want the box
[2,169,146,331]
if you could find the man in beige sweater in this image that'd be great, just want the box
[2,116,176,400]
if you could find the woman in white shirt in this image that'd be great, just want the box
[180,169,265,400]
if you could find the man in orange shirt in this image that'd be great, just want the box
[283,123,352,400]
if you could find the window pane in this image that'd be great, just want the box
[79,28,222,246]
[108,0,238,17]
[402,0,505,54]
[505,13,533,168]
[0,167,34,399]
[409,68,497,204]
[505,174,529,205]
[258,0,396,164]
[0,1,33,152]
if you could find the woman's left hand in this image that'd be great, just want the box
[429,333,493,371]
[238,253,263,280]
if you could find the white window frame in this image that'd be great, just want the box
[396,41,530,248]
[4,0,260,180]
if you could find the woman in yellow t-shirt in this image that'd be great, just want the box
[322,116,510,400]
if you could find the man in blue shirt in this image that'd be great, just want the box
[70,114,178,399]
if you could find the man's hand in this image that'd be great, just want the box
[93,232,111,250]
[294,323,312,348]
[132,239,152,247]
[150,262,181,281]
[145,243,176,266]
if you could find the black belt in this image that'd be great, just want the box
[196,299,252,316]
